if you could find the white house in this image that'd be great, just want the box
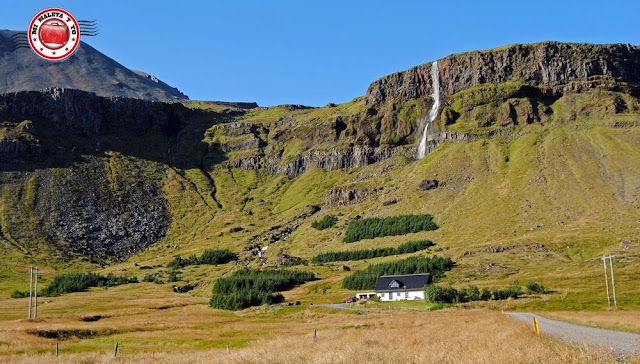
[374,273,431,302]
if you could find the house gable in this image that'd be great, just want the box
[374,273,431,292]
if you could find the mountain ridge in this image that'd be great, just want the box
[0,30,188,102]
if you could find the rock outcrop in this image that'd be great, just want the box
[419,179,439,191]
[365,42,640,106]
[219,145,399,177]
[324,188,368,207]
[0,88,189,136]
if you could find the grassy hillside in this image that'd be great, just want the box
[0,84,638,313]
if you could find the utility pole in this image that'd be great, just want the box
[28,267,33,319]
[34,267,38,319]
[602,255,611,308]
[609,256,618,309]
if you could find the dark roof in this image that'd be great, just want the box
[374,274,431,292]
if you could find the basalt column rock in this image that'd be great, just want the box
[366,42,640,106]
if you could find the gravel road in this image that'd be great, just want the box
[507,312,640,356]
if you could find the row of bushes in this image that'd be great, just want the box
[341,255,455,290]
[311,240,434,263]
[311,215,338,230]
[210,269,315,310]
[425,280,546,304]
[167,249,237,269]
[343,214,438,243]
[40,273,138,296]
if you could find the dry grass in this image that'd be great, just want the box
[0,283,635,364]
[3,309,632,364]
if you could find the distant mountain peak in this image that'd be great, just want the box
[0,29,188,102]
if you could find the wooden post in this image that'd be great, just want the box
[227,345,230,353]
[313,328,317,342]
[55,342,59,357]
[114,342,119,357]
[533,317,540,336]
[609,255,618,309]
[603,255,611,308]
[28,267,33,319]
[34,267,38,319]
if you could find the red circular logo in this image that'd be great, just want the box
[28,8,80,61]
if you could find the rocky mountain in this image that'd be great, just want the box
[0,30,187,102]
[0,41,639,291]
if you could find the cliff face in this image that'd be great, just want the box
[365,42,640,106]
[0,89,190,262]
[0,88,189,136]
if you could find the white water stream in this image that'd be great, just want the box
[416,61,440,159]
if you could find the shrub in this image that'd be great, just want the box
[311,215,338,230]
[311,240,434,263]
[167,254,198,269]
[41,273,137,296]
[342,256,455,290]
[343,214,438,243]
[143,273,164,285]
[460,285,480,302]
[425,284,459,303]
[167,271,181,282]
[492,283,521,300]
[429,302,456,311]
[525,280,547,294]
[210,269,315,310]
[167,249,237,269]
[480,287,492,301]
[10,290,28,298]
[199,249,237,265]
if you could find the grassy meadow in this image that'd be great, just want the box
[0,283,636,363]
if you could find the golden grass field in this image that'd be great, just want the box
[0,283,639,363]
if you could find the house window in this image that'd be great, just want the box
[404,291,409,298]
[388,292,392,300]
[390,280,399,288]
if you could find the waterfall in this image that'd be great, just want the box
[416,61,440,159]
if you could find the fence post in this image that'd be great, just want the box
[55,342,59,357]
[34,267,38,319]
[28,267,33,319]
[533,317,540,336]
[227,345,230,354]
[114,342,119,357]
[313,328,317,342]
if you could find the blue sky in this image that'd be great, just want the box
[4,1,639,106]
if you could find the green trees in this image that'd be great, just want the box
[425,282,525,304]
[210,269,315,310]
[343,214,438,243]
[41,273,138,296]
[167,249,237,269]
[311,215,338,230]
[199,249,238,265]
[425,284,460,303]
[341,256,455,290]
[525,280,547,294]
[312,240,434,263]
